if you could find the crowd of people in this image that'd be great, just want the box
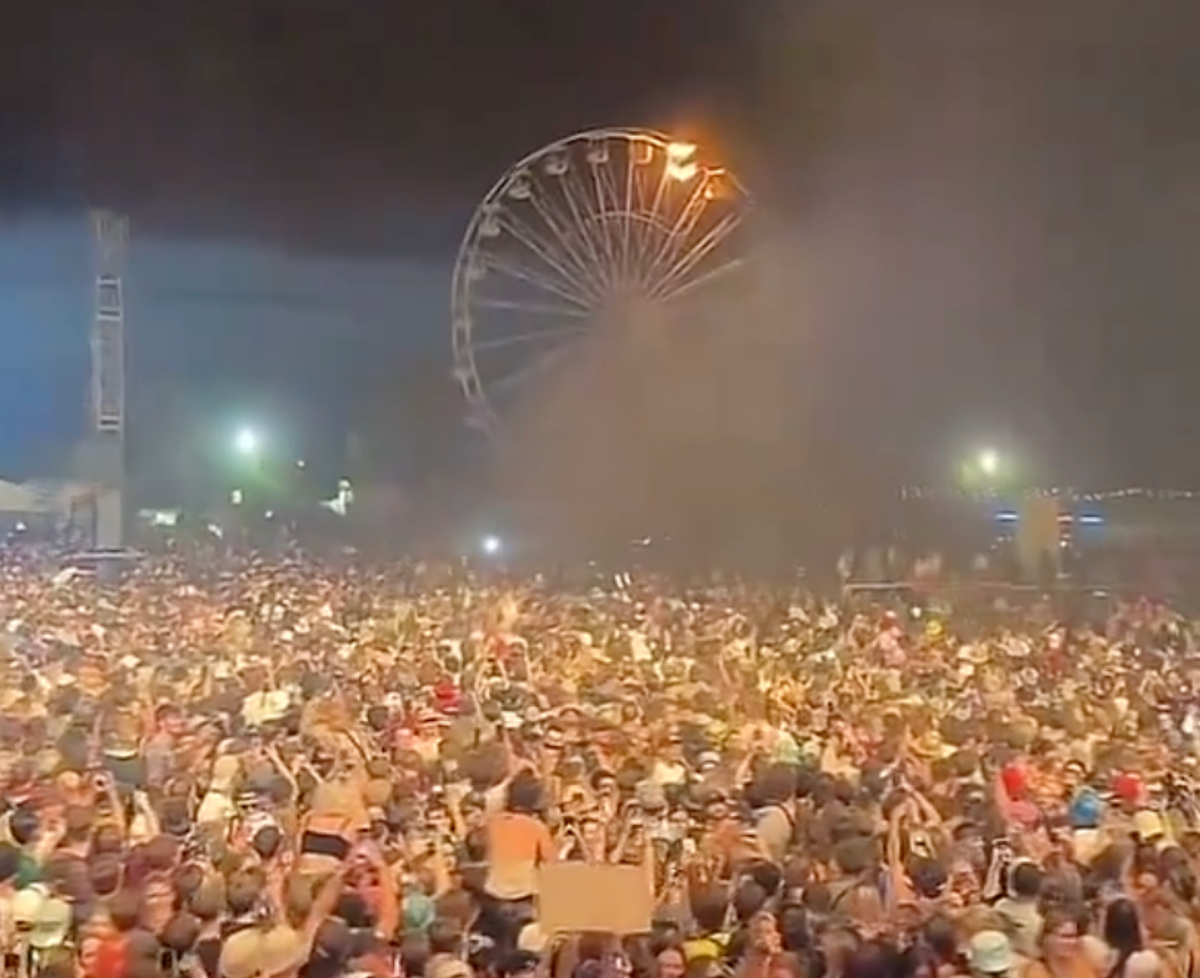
[0,548,1198,978]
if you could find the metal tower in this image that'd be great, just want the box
[88,210,128,550]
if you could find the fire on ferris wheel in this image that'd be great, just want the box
[451,127,753,440]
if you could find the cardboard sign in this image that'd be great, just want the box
[537,863,654,936]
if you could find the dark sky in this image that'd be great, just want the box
[1,0,751,251]
[1,0,1199,507]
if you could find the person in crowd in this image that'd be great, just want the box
[0,549,1199,978]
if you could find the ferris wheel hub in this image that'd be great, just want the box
[599,287,656,327]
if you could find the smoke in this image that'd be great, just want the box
[743,0,1200,480]
[496,0,1200,562]
[495,215,888,566]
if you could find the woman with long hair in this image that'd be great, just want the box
[1083,900,1166,978]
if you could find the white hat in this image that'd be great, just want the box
[11,885,47,926]
[30,897,72,949]
[220,924,309,978]
[517,923,548,954]
[968,931,1014,975]
[12,886,72,949]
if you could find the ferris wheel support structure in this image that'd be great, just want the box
[86,210,128,550]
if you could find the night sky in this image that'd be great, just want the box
[1,0,1199,506]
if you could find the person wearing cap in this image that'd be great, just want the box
[9,884,72,974]
[968,930,1016,978]
[1134,810,1168,848]
[220,924,311,978]
[1067,788,1105,861]
[694,751,721,778]
[220,867,346,978]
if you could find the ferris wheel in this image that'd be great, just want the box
[451,127,753,437]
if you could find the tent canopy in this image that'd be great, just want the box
[0,480,40,514]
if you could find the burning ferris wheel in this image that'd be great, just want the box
[451,127,752,437]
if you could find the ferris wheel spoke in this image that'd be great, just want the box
[471,323,588,352]
[654,254,745,306]
[649,211,744,300]
[554,164,613,291]
[638,175,711,290]
[596,162,631,286]
[659,195,715,279]
[473,297,591,318]
[489,340,577,396]
[620,148,638,287]
[484,253,593,310]
[632,164,673,276]
[499,213,603,306]
[589,164,624,287]
[524,190,611,302]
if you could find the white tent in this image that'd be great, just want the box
[21,480,93,514]
[0,480,41,514]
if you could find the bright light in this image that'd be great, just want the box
[234,427,260,456]
[481,535,502,556]
[666,161,699,182]
[666,141,697,162]
[978,449,1000,477]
